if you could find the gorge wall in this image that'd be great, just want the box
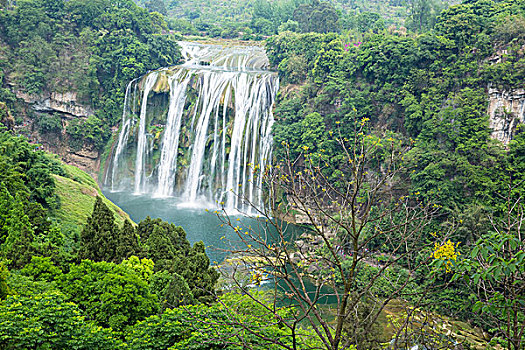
[488,85,525,144]
[5,42,524,183]
[13,89,101,176]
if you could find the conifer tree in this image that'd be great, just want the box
[144,224,177,272]
[115,219,140,263]
[138,218,218,302]
[180,241,219,302]
[79,197,117,262]
[153,271,195,311]
[1,194,35,268]
[137,216,156,242]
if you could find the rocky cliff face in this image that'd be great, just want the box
[15,90,101,176]
[488,85,525,145]
[16,90,94,118]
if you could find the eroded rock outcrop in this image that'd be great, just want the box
[16,90,94,118]
[14,89,100,175]
[488,85,525,144]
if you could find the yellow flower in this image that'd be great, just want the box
[433,240,460,273]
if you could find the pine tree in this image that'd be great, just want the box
[154,271,194,311]
[79,196,117,262]
[114,220,140,263]
[138,218,218,302]
[137,216,156,242]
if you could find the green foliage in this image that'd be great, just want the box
[0,128,78,267]
[151,270,195,310]
[0,0,181,148]
[126,292,322,349]
[266,31,339,83]
[66,115,111,151]
[20,256,63,282]
[115,219,141,262]
[138,217,219,302]
[0,291,123,349]
[36,114,63,134]
[405,0,445,32]
[364,12,385,32]
[58,258,158,331]
[0,260,12,299]
[452,194,525,350]
[0,193,36,268]
[0,128,64,208]
[265,0,525,335]
[79,196,118,262]
[0,102,14,129]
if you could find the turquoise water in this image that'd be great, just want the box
[104,190,338,304]
[104,190,255,264]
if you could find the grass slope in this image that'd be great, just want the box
[53,164,130,238]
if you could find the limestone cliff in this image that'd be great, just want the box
[15,89,101,176]
[488,85,525,145]
[16,91,94,118]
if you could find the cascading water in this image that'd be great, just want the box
[105,41,279,213]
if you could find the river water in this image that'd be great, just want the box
[104,190,255,264]
[104,190,338,306]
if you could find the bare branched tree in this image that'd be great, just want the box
[214,121,450,350]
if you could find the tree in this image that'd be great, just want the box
[406,0,443,32]
[140,218,219,302]
[293,0,339,34]
[216,120,443,349]
[179,241,220,303]
[145,0,167,15]
[356,12,384,33]
[115,219,140,262]
[143,221,182,272]
[278,19,300,33]
[20,256,63,282]
[1,194,36,268]
[126,292,323,350]
[150,270,195,311]
[0,102,14,130]
[0,260,11,299]
[79,196,117,262]
[453,180,525,350]
[0,291,122,349]
[58,258,158,331]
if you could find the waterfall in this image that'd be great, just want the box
[108,78,136,191]
[106,41,278,213]
[134,72,158,194]
[155,70,191,197]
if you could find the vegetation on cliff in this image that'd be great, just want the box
[0,0,181,150]
[258,0,524,347]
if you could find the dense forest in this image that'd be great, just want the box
[142,0,455,39]
[0,0,181,156]
[0,0,524,349]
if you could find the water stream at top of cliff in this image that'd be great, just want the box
[104,41,279,215]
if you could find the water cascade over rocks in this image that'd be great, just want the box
[105,42,279,213]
